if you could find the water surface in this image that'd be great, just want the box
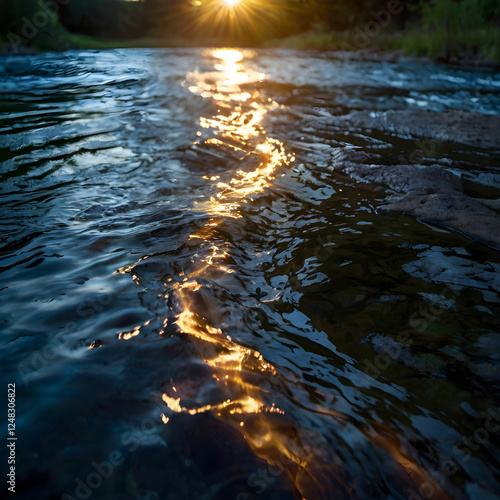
[1,48,500,500]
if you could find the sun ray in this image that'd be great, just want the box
[182,0,294,45]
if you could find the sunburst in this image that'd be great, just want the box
[182,0,295,45]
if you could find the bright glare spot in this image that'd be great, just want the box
[224,0,239,5]
[212,48,243,64]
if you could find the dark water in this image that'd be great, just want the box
[1,48,500,500]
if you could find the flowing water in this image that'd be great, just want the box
[1,48,500,500]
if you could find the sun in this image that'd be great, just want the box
[192,0,281,44]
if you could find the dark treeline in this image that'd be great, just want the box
[0,0,499,60]
[0,0,412,43]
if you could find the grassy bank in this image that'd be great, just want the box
[380,27,500,63]
[67,34,178,50]
[268,26,500,65]
[2,26,499,66]
[0,34,197,54]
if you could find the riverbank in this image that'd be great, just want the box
[267,27,500,67]
[1,33,499,69]
[0,34,187,55]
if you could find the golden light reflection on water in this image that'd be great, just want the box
[171,49,287,423]
[155,48,321,491]
[115,49,450,499]
[187,48,294,219]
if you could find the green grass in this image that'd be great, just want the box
[67,34,184,50]
[3,24,499,64]
[379,27,500,63]
[0,33,189,53]
[267,24,500,64]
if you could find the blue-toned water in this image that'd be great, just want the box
[1,48,500,500]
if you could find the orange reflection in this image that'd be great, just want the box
[161,49,367,498]
[159,48,319,491]
[187,49,294,218]
[117,49,450,500]
[117,319,151,340]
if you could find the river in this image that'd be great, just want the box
[1,48,500,500]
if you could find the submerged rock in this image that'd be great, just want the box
[402,245,500,302]
[379,192,500,246]
[329,154,500,246]
[339,163,462,195]
[327,109,500,245]
[337,110,500,150]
